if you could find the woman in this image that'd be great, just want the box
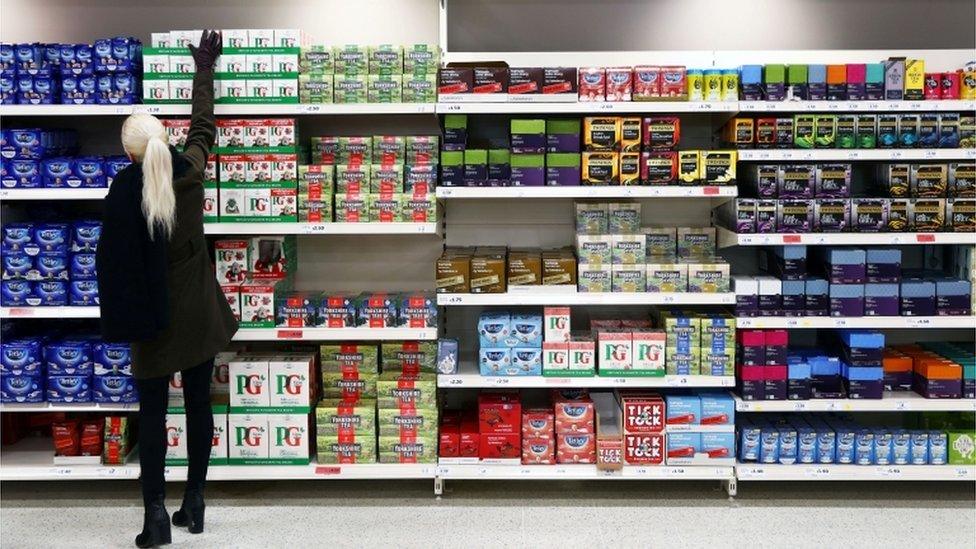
[96,30,238,548]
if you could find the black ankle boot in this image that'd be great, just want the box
[171,489,205,534]
[135,497,171,548]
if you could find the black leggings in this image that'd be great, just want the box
[135,359,214,505]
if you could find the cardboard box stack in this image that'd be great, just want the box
[215,118,298,223]
[663,392,735,465]
[303,134,438,223]
[214,235,297,327]
[377,342,438,463]
[477,310,543,376]
[299,43,439,104]
[144,28,303,103]
[435,246,577,294]
[541,306,598,378]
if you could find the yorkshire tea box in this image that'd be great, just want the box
[576,202,609,235]
[377,407,439,438]
[380,341,437,374]
[315,399,377,436]
[368,44,403,74]
[376,372,437,409]
[316,434,376,464]
[642,227,677,257]
[403,44,440,74]
[646,260,688,293]
[609,202,641,234]
[299,74,333,103]
[676,227,716,259]
[378,434,437,463]
[320,344,379,373]
[687,260,731,293]
[367,74,402,103]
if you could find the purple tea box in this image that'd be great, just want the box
[748,165,779,198]
[733,276,759,317]
[770,245,807,280]
[811,375,846,399]
[546,119,581,153]
[777,165,815,198]
[830,284,864,317]
[815,164,852,198]
[738,365,765,401]
[776,200,813,233]
[804,278,829,315]
[756,276,782,316]
[0,372,44,403]
[756,200,777,233]
[781,280,806,316]
[814,199,850,232]
[788,362,812,400]
[936,279,972,316]
[851,199,888,232]
[545,153,580,186]
[843,364,884,399]
[900,279,936,316]
[92,374,138,403]
[913,375,962,399]
[864,283,899,316]
[510,154,545,186]
[885,369,913,391]
[764,365,788,400]
[737,330,765,366]
[736,199,757,233]
[510,119,545,154]
[825,248,866,284]
[866,248,901,283]
[46,373,92,403]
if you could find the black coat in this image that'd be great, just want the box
[97,69,238,379]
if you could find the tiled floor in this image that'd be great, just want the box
[1,480,974,548]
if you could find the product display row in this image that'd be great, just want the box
[1,221,101,307]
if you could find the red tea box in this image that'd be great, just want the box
[659,66,688,99]
[439,414,460,458]
[624,433,665,465]
[478,392,521,434]
[633,66,661,100]
[480,433,521,460]
[557,433,596,464]
[606,67,633,102]
[459,416,479,458]
[522,436,556,465]
[522,408,555,437]
[620,393,665,433]
[554,397,594,434]
[578,67,606,102]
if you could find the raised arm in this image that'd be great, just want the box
[182,30,222,173]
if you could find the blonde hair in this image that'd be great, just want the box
[121,114,174,240]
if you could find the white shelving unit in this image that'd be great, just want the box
[436,186,737,199]
[439,362,734,388]
[202,222,440,236]
[737,100,976,112]
[233,326,437,341]
[0,188,109,200]
[717,227,976,248]
[737,149,974,161]
[734,316,976,329]
[435,101,737,114]
[0,402,138,412]
[437,292,735,306]
[734,393,976,413]
[0,103,437,116]
[434,463,733,480]
[0,307,99,319]
[735,463,976,481]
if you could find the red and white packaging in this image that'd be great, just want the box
[522,408,555,438]
[480,433,521,461]
[439,413,461,458]
[554,397,594,434]
[556,433,596,464]
[459,416,480,458]
[271,154,298,182]
[598,331,633,371]
[633,66,661,100]
[478,392,521,434]
[163,119,191,148]
[542,342,569,374]
[624,433,665,465]
[239,278,277,324]
[221,284,241,321]
[578,67,606,102]
[606,67,633,101]
[631,331,665,373]
[568,340,596,372]
[267,118,296,147]
[215,239,249,283]
[543,307,571,342]
[219,155,247,183]
[620,392,665,433]
[216,119,245,148]
[659,66,687,98]
[522,436,556,465]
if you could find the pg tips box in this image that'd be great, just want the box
[229,355,271,409]
[542,342,570,376]
[211,406,228,464]
[164,410,187,464]
[215,239,249,284]
[544,306,571,342]
[239,279,277,328]
[629,331,665,377]
[268,355,312,409]
[598,331,633,375]
[568,340,596,376]
[229,414,269,463]
[624,433,665,465]
[268,413,310,464]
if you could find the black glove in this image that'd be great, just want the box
[188,29,222,71]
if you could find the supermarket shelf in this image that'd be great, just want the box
[0,402,138,412]
[738,99,976,112]
[734,393,976,413]
[435,101,738,114]
[0,307,99,319]
[233,326,437,341]
[0,188,109,201]
[735,463,976,481]
[203,222,439,235]
[0,103,437,116]
[439,362,735,388]
[435,463,733,480]
[737,149,974,161]
[735,316,976,329]
[717,227,976,248]
[436,186,737,199]
[437,291,735,306]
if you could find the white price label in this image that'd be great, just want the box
[519,468,532,476]
[846,151,860,160]
[597,103,614,111]
[0,190,9,199]
[805,466,831,478]
[667,376,689,386]
[867,103,880,110]
[494,378,510,385]
[444,296,464,304]
[743,466,765,477]
[443,104,462,111]
[667,467,686,475]
[955,467,971,478]
[846,103,859,111]
[923,150,936,159]
[827,103,840,110]
[792,401,806,411]
[545,377,571,385]
[894,401,910,411]
[698,103,713,110]
[612,378,627,385]
[890,151,903,159]
[741,103,756,111]
[554,467,568,475]
[877,466,903,477]
[302,224,329,234]
[661,295,676,304]
[447,378,463,385]
[302,104,323,113]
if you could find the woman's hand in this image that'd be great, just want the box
[188,29,223,71]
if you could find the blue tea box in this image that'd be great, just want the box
[1,280,33,306]
[808,64,827,100]
[92,374,138,403]
[509,314,543,347]
[61,75,96,104]
[830,284,864,317]
[32,223,69,254]
[781,279,806,316]
[900,279,936,316]
[809,355,841,376]
[864,283,899,316]
[738,418,761,461]
[929,431,948,464]
[739,65,763,100]
[69,220,101,253]
[2,252,32,280]
[1,338,43,374]
[936,279,972,316]
[873,429,893,465]
[70,253,97,280]
[665,394,701,425]
[667,432,701,461]
[44,339,92,375]
[825,248,866,284]
[479,347,513,376]
[699,392,735,426]
[910,431,929,464]
[34,251,68,281]
[33,280,68,306]
[855,429,875,465]
[866,248,901,283]
[41,157,73,187]
[831,421,856,464]
[0,372,44,403]
[69,279,99,306]
[93,342,131,376]
[72,156,106,188]
[806,417,836,464]
[701,432,735,461]
[804,278,829,315]
[839,329,885,349]
[892,430,911,465]
[778,425,798,465]
[511,347,543,375]
[9,159,40,187]
[46,373,92,403]
[787,362,812,400]
[772,245,807,280]
[795,423,817,464]
[843,364,884,399]
[759,424,780,463]
[103,156,130,186]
